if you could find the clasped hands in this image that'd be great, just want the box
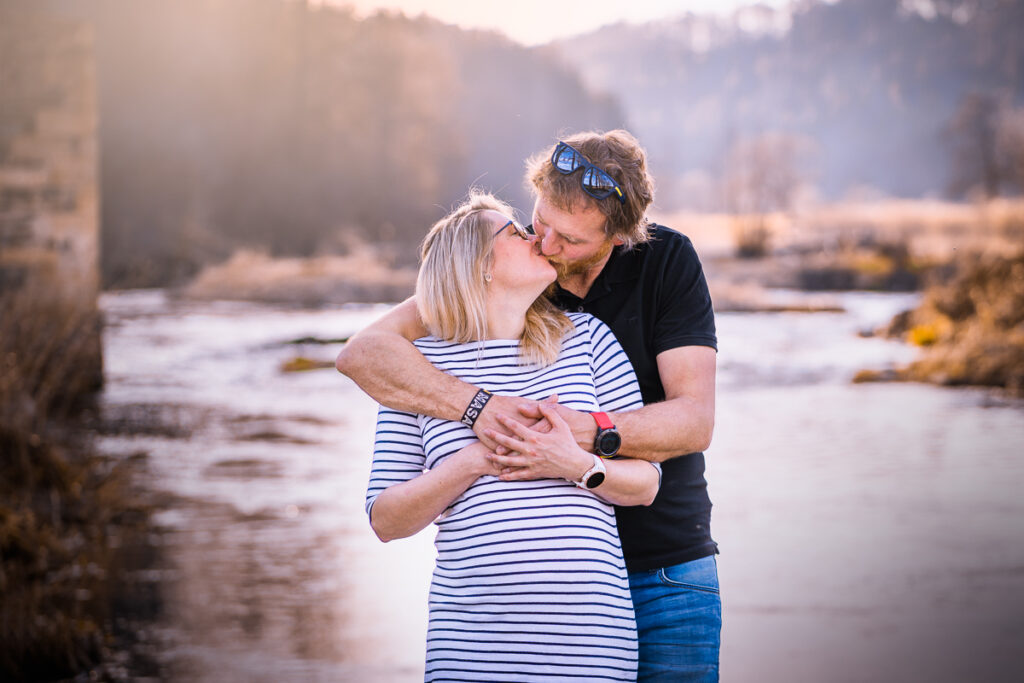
[472,394,598,482]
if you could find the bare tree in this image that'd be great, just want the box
[721,131,811,258]
[996,106,1024,194]
[946,91,1011,199]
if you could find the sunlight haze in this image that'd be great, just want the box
[337,0,793,45]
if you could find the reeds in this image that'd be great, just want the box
[1,279,151,680]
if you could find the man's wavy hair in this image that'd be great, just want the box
[525,129,655,249]
[416,192,573,367]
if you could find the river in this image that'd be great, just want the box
[97,289,1024,682]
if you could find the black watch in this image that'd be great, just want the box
[591,412,621,458]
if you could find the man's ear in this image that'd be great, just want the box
[612,237,625,246]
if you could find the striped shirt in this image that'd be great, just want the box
[366,313,648,682]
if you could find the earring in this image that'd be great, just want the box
[484,273,492,283]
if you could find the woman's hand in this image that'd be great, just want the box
[482,407,660,505]
[451,440,504,478]
[483,402,592,482]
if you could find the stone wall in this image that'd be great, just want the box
[0,6,103,391]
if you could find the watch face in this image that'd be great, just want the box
[585,471,606,489]
[597,431,621,457]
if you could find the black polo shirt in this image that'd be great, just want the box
[549,224,719,572]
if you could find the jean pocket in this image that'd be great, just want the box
[657,557,720,594]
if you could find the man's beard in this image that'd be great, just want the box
[549,240,614,280]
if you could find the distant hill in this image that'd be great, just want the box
[13,0,625,287]
[551,0,1024,208]
[13,0,1023,286]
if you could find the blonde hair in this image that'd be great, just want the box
[525,129,655,249]
[416,192,573,367]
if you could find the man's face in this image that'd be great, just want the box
[531,194,615,280]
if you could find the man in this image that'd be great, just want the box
[337,129,720,681]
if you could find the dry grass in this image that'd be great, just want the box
[0,284,102,432]
[181,246,417,305]
[652,199,1024,303]
[1,279,154,680]
[652,197,1024,262]
[790,198,1024,259]
[857,249,1024,395]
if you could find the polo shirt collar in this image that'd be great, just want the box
[603,241,643,285]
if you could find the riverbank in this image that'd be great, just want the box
[856,249,1024,396]
[0,426,164,681]
[179,248,417,307]
[676,199,1024,397]
[1,289,164,681]
[665,197,1024,297]
[177,199,1024,314]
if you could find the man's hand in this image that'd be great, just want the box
[516,401,598,453]
[472,394,558,452]
[483,403,593,482]
[471,394,536,450]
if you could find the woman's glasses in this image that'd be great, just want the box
[551,141,626,204]
[494,219,535,240]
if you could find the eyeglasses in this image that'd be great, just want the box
[493,219,535,240]
[551,141,626,204]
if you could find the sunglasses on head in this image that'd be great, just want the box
[493,218,535,240]
[551,141,626,204]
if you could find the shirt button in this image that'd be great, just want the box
[576,306,584,312]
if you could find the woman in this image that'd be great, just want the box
[365,192,660,682]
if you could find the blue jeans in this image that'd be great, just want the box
[628,555,722,682]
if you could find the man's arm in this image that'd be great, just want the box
[546,345,716,463]
[335,297,539,444]
[335,297,472,418]
[614,345,716,461]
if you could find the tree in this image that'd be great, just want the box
[996,106,1024,194]
[946,91,1012,198]
[721,131,813,257]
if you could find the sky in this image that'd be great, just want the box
[334,0,794,46]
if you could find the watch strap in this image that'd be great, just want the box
[591,411,614,431]
[575,453,606,489]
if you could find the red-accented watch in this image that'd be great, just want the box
[590,411,621,458]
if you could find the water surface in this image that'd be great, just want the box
[98,290,1024,682]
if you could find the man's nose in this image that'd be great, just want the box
[537,232,557,256]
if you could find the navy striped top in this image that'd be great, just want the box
[366,313,650,681]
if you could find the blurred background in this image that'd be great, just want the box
[1,0,1022,681]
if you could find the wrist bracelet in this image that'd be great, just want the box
[460,388,493,428]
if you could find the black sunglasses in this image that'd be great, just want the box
[493,219,535,240]
[551,141,626,204]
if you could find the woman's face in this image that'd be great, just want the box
[486,211,556,293]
